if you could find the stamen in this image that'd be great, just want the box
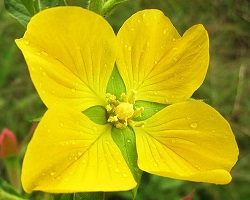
[105,90,145,129]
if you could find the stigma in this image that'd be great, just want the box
[105,90,145,129]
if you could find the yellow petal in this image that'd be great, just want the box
[16,7,117,110]
[134,101,238,184]
[22,105,136,193]
[117,9,209,104]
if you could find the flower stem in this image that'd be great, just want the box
[3,155,21,193]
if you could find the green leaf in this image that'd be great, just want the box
[33,0,67,13]
[31,116,43,122]
[82,106,107,125]
[0,177,27,200]
[74,192,105,200]
[4,0,67,27]
[53,192,105,200]
[111,127,142,199]
[106,65,126,98]
[88,0,104,15]
[53,194,72,200]
[134,100,166,121]
[4,0,32,26]
[21,0,36,15]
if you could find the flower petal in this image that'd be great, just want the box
[117,9,209,104]
[22,105,136,193]
[16,7,117,110]
[134,101,238,184]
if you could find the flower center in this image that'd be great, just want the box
[105,90,145,129]
[115,103,134,120]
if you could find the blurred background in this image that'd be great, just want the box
[0,0,249,199]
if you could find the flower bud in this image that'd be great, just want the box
[0,128,18,158]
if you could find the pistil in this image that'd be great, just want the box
[106,91,145,129]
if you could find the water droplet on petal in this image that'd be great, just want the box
[190,122,198,128]
[195,164,201,170]
[165,98,170,103]
[122,173,127,177]
[105,140,110,145]
[71,88,76,93]
[114,168,120,173]
[24,39,30,45]
[82,159,87,164]
[210,115,215,120]
[50,171,55,176]
[163,28,167,34]
[41,51,48,56]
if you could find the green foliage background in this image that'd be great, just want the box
[0,0,250,199]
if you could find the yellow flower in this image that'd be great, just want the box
[16,7,238,193]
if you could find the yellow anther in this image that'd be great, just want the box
[115,103,134,121]
[133,107,144,118]
[105,90,145,129]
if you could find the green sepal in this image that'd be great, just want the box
[111,126,142,199]
[88,0,129,17]
[134,100,166,121]
[82,106,107,125]
[53,192,105,200]
[102,0,129,17]
[106,65,126,98]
